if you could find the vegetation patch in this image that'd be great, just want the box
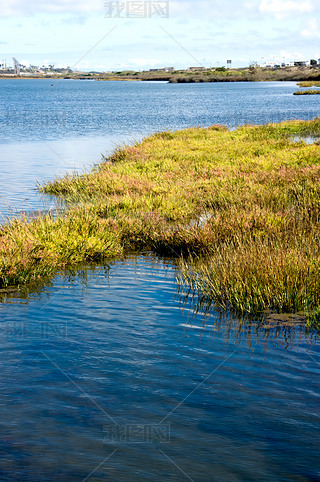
[2,119,320,328]
[294,89,320,95]
[297,81,320,88]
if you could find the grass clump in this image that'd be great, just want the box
[294,89,320,95]
[2,118,320,328]
[294,81,320,95]
[297,81,320,88]
[0,208,122,288]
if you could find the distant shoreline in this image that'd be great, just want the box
[0,65,320,83]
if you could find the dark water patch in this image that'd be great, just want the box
[0,256,319,480]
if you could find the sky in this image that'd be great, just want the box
[0,0,319,71]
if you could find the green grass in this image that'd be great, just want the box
[295,81,320,96]
[0,208,122,287]
[294,89,320,95]
[297,81,320,88]
[2,118,320,328]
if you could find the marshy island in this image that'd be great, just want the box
[1,118,320,328]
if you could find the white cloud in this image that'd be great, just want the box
[259,0,313,19]
[264,50,304,61]
[278,50,303,60]
[73,60,91,69]
[0,0,244,18]
[171,0,254,20]
[0,0,102,16]
[301,19,320,38]
[130,58,160,67]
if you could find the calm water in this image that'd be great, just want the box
[0,79,320,218]
[0,80,320,481]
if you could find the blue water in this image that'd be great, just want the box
[0,80,319,144]
[0,80,320,481]
[0,79,319,218]
[0,257,319,481]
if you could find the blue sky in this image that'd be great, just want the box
[0,0,319,71]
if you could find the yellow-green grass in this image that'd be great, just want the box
[294,90,320,95]
[297,81,320,88]
[2,118,320,328]
[0,208,122,288]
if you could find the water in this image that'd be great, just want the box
[291,135,320,144]
[0,257,319,481]
[0,80,320,480]
[0,79,319,218]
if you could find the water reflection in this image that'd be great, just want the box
[0,255,320,481]
[0,136,119,220]
[0,254,318,352]
[176,276,319,352]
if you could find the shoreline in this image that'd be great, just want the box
[0,65,320,83]
[1,119,320,328]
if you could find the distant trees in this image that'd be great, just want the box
[249,61,259,72]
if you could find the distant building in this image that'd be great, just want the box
[188,67,206,71]
[149,67,175,72]
[262,61,312,68]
